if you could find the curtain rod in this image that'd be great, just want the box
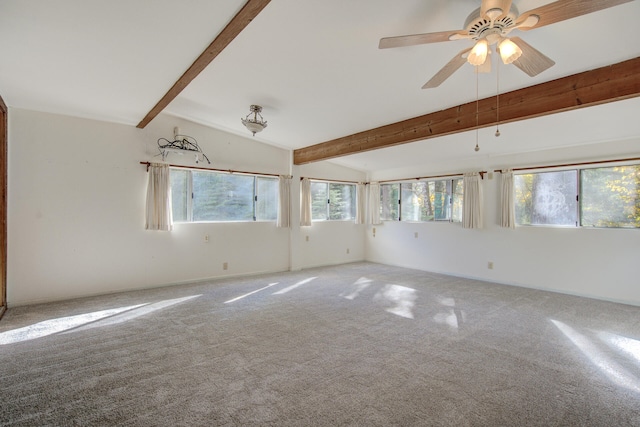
[300,177,363,184]
[493,156,640,173]
[378,171,487,184]
[139,161,282,178]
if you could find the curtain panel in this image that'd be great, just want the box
[300,177,312,227]
[368,182,381,225]
[462,172,483,229]
[355,183,366,224]
[277,175,291,228]
[145,163,173,231]
[500,169,515,228]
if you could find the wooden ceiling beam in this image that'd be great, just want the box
[293,56,640,165]
[137,0,271,129]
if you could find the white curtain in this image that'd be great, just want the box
[300,177,312,227]
[145,163,173,231]
[500,169,515,228]
[277,175,291,228]
[355,183,366,224]
[368,182,381,225]
[462,172,483,229]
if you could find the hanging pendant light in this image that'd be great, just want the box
[241,105,268,136]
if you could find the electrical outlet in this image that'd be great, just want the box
[305,235,309,242]
[488,262,494,270]
[414,232,418,238]
[204,234,209,243]
[223,262,228,270]
[346,248,350,254]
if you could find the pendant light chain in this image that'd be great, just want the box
[495,60,501,137]
[474,67,480,152]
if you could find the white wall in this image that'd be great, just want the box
[291,161,367,270]
[367,138,640,306]
[7,109,293,305]
[7,109,368,306]
[8,108,637,307]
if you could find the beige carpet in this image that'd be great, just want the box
[1,262,639,426]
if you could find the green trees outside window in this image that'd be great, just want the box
[514,170,577,226]
[310,181,355,221]
[381,183,399,221]
[381,179,462,222]
[514,164,639,228]
[170,168,278,222]
[581,165,640,228]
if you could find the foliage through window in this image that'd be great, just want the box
[381,183,399,221]
[514,164,640,228]
[380,179,463,222]
[514,170,578,226]
[310,181,356,221]
[580,165,640,228]
[170,168,278,222]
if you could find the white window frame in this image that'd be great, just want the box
[380,178,463,223]
[514,162,640,229]
[170,167,278,223]
[310,180,356,222]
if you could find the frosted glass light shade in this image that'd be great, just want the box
[468,39,488,66]
[498,38,522,64]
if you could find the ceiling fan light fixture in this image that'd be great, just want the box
[241,104,267,136]
[468,39,488,66]
[498,38,522,64]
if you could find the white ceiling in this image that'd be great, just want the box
[1,0,639,173]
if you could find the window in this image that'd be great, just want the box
[170,168,278,222]
[514,170,578,226]
[311,181,328,221]
[514,164,640,228]
[256,177,278,221]
[580,165,640,228]
[310,181,356,221]
[380,179,463,222]
[380,183,399,221]
[171,169,190,222]
[451,178,464,223]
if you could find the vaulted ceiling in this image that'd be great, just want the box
[1,0,639,173]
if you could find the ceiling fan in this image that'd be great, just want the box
[379,0,633,89]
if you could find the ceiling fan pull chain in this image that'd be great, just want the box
[475,68,480,152]
[495,60,501,137]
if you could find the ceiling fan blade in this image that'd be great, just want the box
[481,0,513,19]
[379,30,469,49]
[422,48,471,89]
[515,0,633,30]
[508,37,555,77]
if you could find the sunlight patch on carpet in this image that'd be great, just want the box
[433,296,465,329]
[340,277,372,300]
[0,295,202,344]
[0,304,146,345]
[272,277,317,295]
[69,295,202,332]
[598,331,640,365]
[374,284,416,319]
[225,283,279,303]
[551,319,640,394]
